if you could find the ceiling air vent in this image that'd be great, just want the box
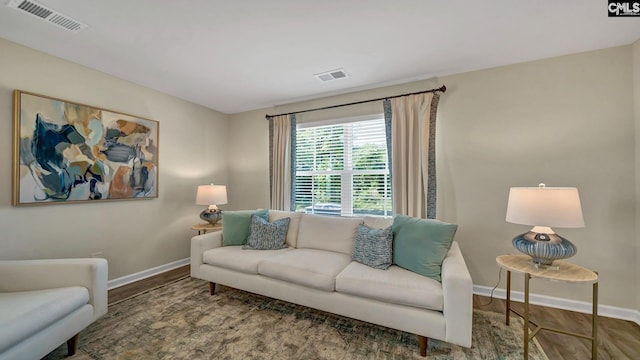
[314,69,349,82]
[8,0,88,33]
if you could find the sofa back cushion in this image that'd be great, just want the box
[363,216,393,229]
[268,210,303,248]
[297,214,363,255]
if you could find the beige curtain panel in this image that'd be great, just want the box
[269,115,292,210]
[391,93,438,218]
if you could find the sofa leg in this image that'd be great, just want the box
[209,282,216,295]
[418,335,428,357]
[67,333,79,356]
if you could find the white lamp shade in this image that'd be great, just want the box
[506,185,584,228]
[196,184,228,206]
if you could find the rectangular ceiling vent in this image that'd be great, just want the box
[8,0,88,33]
[314,69,349,82]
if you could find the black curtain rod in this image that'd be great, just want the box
[265,85,446,119]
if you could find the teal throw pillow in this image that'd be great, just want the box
[352,224,393,270]
[244,215,290,250]
[392,215,458,281]
[222,209,269,246]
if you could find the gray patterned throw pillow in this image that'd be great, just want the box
[352,224,393,270]
[243,215,290,250]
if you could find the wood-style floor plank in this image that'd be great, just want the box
[108,266,640,359]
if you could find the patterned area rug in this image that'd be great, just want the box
[45,277,548,360]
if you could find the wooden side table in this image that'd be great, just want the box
[496,255,598,360]
[191,223,222,235]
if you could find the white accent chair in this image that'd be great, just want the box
[0,258,108,360]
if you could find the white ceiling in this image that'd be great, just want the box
[1,0,639,114]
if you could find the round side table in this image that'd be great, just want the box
[191,223,222,235]
[496,255,598,360]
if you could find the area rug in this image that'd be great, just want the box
[45,277,548,360]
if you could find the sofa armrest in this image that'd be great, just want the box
[0,258,108,320]
[441,241,473,347]
[190,230,223,279]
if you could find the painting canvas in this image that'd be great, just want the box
[13,90,159,205]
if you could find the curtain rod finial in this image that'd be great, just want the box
[440,85,447,93]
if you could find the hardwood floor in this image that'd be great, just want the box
[108,266,640,359]
[474,295,639,359]
[108,265,191,304]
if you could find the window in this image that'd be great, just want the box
[294,116,391,217]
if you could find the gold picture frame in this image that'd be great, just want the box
[13,90,159,205]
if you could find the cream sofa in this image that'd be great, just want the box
[191,211,472,356]
[0,258,108,360]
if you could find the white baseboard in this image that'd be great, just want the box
[474,285,640,325]
[108,258,190,290]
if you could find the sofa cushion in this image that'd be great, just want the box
[297,214,363,255]
[203,246,292,275]
[222,209,269,246]
[244,215,290,250]
[268,210,303,248]
[336,262,444,311]
[351,224,393,270]
[258,249,351,291]
[363,216,393,229]
[0,286,89,353]
[392,215,458,282]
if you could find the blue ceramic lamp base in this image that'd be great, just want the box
[200,208,222,225]
[512,230,577,266]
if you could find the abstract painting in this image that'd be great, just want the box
[13,90,159,205]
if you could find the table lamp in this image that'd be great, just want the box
[196,184,228,225]
[505,183,584,267]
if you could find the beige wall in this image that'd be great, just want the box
[229,46,637,309]
[438,45,635,309]
[0,38,229,279]
[634,39,640,313]
[227,108,272,210]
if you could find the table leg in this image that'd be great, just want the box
[592,276,598,359]
[524,273,530,360]
[506,270,511,326]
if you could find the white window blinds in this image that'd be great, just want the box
[294,117,391,217]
